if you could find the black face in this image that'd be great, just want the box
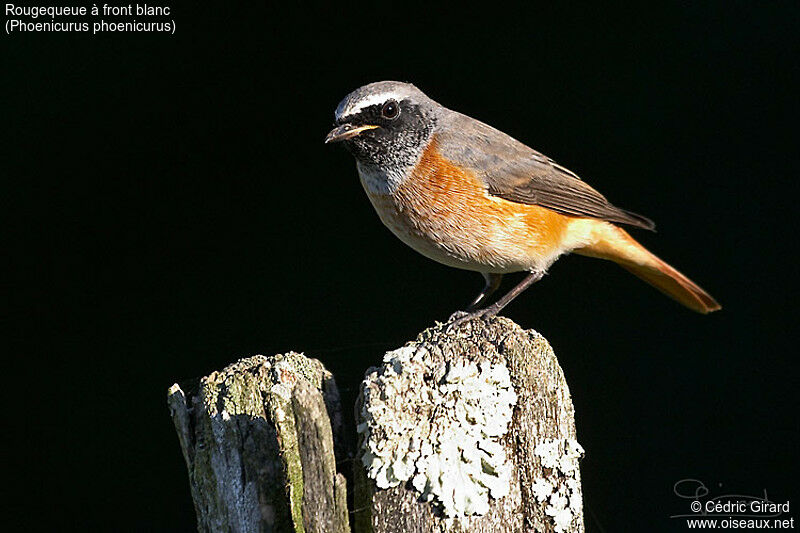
[337,98,435,169]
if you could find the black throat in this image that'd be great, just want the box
[342,102,435,170]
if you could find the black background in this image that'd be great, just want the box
[6,2,799,531]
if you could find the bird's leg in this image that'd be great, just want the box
[466,273,503,311]
[481,270,544,317]
[448,270,544,327]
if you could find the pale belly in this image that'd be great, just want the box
[361,184,571,274]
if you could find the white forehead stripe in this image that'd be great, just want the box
[335,90,405,121]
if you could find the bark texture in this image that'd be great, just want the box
[168,317,583,532]
[354,317,584,533]
[168,352,350,533]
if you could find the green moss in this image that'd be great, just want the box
[267,393,306,533]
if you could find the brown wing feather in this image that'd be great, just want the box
[436,111,656,231]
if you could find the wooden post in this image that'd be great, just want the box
[168,317,584,532]
[167,352,350,533]
[354,317,584,532]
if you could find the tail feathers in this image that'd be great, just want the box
[618,258,721,314]
[575,224,721,314]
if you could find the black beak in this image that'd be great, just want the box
[324,123,379,144]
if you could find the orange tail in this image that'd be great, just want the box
[574,224,721,314]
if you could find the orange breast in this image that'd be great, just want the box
[362,136,577,273]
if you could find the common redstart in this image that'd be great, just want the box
[325,81,720,321]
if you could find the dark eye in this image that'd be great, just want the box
[381,100,399,119]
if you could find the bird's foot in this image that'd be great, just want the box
[445,303,502,331]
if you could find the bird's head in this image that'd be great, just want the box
[325,81,439,170]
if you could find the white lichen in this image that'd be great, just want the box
[358,344,517,517]
[532,437,585,533]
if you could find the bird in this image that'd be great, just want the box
[325,81,720,322]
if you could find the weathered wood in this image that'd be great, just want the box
[354,317,584,533]
[168,352,350,533]
[168,317,583,532]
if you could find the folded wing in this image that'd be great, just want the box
[437,111,656,231]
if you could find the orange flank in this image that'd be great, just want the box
[364,136,574,273]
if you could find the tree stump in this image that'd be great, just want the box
[167,352,350,533]
[354,317,584,532]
